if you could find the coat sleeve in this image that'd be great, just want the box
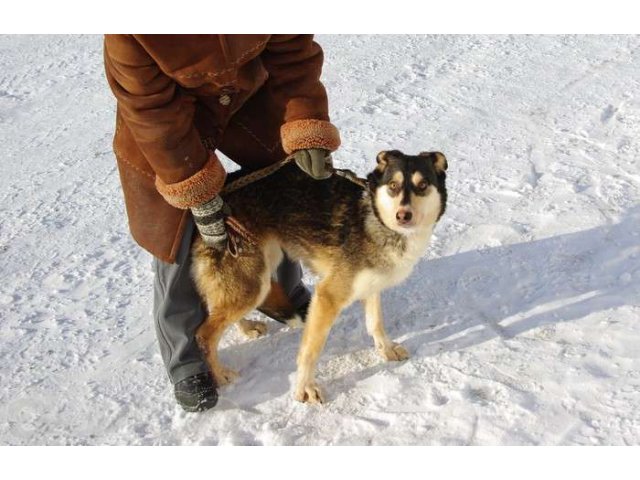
[261,35,341,154]
[104,34,225,209]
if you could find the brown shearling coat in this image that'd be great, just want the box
[104,34,341,263]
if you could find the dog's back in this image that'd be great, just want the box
[226,164,369,249]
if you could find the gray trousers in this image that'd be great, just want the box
[153,218,310,384]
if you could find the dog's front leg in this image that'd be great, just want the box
[363,293,409,361]
[295,279,349,404]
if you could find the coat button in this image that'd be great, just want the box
[219,94,231,106]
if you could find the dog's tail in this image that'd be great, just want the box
[257,280,305,328]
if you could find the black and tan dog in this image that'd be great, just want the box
[192,150,448,403]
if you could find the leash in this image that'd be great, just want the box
[224,215,258,257]
[220,154,369,256]
[332,167,368,189]
[221,154,296,195]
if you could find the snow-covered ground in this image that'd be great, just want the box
[1,34,639,445]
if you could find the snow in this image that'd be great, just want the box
[1,34,639,445]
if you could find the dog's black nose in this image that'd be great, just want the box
[396,210,413,223]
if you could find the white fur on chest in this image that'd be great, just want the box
[350,225,433,301]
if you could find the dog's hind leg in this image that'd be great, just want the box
[193,240,277,385]
[197,308,251,386]
[294,276,351,404]
[363,293,409,362]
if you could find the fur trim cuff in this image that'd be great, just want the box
[281,119,341,154]
[155,154,226,209]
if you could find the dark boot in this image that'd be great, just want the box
[174,372,218,412]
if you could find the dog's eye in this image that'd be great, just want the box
[417,181,428,190]
[388,181,399,191]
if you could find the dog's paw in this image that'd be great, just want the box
[378,342,410,362]
[213,365,239,386]
[237,319,268,339]
[294,382,325,404]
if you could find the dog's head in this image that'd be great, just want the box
[367,150,448,235]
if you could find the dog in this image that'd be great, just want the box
[191,150,448,403]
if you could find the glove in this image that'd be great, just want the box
[293,148,334,180]
[191,194,229,250]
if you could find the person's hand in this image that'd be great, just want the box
[293,148,333,180]
[191,194,229,250]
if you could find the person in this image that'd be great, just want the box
[103,35,341,412]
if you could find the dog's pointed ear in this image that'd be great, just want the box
[419,151,448,173]
[376,151,390,172]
